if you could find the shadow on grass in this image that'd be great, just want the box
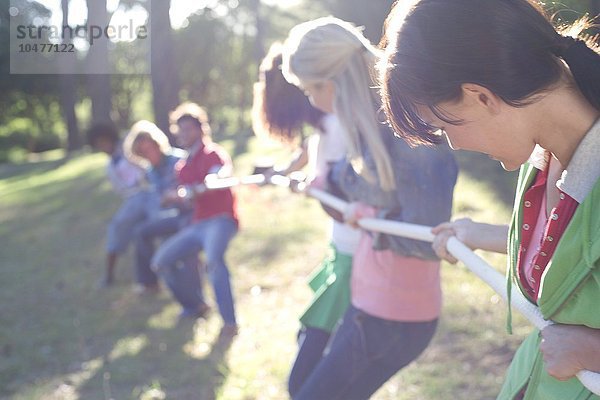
[75,314,234,400]
[232,228,318,269]
[0,156,70,181]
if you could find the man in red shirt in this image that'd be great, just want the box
[152,103,239,336]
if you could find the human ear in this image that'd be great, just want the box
[461,83,502,114]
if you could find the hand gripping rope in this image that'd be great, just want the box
[304,186,600,395]
[181,172,600,394]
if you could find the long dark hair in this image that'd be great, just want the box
[378,0,600,146]
[252,42,324,142]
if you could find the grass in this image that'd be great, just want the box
[0,140,532,400]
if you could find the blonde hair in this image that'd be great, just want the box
[124,120,171,166]
[282,17,396,190]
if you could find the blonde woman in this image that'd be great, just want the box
[123,120,192,294]
[282,17,458,399]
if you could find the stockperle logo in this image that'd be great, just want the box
[9,0,152,75]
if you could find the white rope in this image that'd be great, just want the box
[204,174,266,190]
[306,187,600,395]
[185,174,599,392]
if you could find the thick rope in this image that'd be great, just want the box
[306,187,600,395]
[189,174,600,393]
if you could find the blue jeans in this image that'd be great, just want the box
[134,209,190,286]
[288,327,331,397]
[106,191,158,254]
[152,215,238,324]
[293,305,438,400]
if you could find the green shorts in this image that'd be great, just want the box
[299,245,353,333]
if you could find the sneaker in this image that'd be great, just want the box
[219,324,238,338]
[178,302,211,320]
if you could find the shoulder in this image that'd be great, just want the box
[203,142,231,163]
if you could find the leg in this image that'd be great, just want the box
[294,305,438,400]
[104,193,151,284]
[288,326,331,397]
[100,252,118,286]
[336,316,438,399]
[201,216,238,327]
[152,225,206,314]
[293,306,364,400]
[134,213,182,287]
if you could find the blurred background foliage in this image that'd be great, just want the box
[0,0,597,162]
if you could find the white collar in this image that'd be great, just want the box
[556,117,600,203]
[526,118,600,203]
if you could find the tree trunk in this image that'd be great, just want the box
[60,0,81,151]
[86,0,112,126]
[251,0,265,65]
[150,0,180,140]
[323,0,395,43]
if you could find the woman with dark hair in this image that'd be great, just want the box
[252,42,324,144]
[379,1,600,399]
[253,42,362,396]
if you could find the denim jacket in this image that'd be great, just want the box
[147,149,193,215]
[147,149,187,195]
[329,126,458,260]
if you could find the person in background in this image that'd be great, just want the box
[252,42,361,396]
[152,103,239,336]
[122,120,192,295]
[87,122,156,287]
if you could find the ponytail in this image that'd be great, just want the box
[553,35,600,109]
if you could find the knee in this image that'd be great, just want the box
[205,256,228,277]
[134,225,152,243]
[151,252,169,275]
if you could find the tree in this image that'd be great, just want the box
[150,0,180,139]
[60,0,81,151]
[319,0,395,43]
[86,0,112,126]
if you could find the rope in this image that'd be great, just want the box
[187,173,600,394]
[306,187,600,395]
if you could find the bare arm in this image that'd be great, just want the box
[277,146,309,176]
[431,218,508,263]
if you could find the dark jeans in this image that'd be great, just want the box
[152,215,238,324]
[288,327,332,398]
[293,305,438,400]
[134,211,189,286]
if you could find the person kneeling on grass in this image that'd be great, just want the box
[151,102,239,336]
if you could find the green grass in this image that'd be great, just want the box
[0,141,531,400]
